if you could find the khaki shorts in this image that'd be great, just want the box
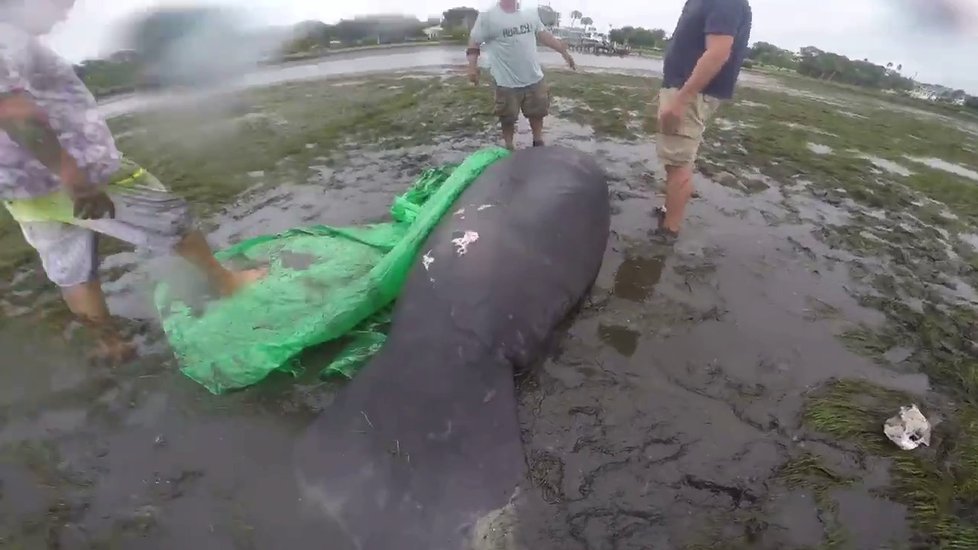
[656,87,721,167]
[493,79,551,124]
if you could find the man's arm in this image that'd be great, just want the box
[676,34,734,101]
[0,92,114,219]
[676,1,744,101]
[466,15,487,75]
[536,31,576,69]
[0,92,86,188]
[536,30,567,55]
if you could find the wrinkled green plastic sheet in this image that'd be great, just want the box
[154,148,510,394]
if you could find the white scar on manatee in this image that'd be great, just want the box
[452,231,479,256]
[422,251,434,271]
[477,204,493,211]
[454,207,466,220]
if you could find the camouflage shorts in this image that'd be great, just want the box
[6,161,193,287]
[493,79,551,124]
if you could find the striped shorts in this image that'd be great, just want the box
[4,161,194,288]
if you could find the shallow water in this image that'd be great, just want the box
[904,156,978,182]
[97,46,778,120]
[858,154,915,177]
[807,142,833,155]
[0,104,940,548]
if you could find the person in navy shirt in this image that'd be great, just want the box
[654,0,752,242]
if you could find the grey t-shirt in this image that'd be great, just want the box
[0,22,122,201]
[663,0,753,99]
[470,5,545,89]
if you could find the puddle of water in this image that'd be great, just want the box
[806,142,833,155]
[612,254,667,303]
[904,156,978,182]
[714,118,757,131]
[781,121,840,138]
[551,96,588,113]
[597,324,640,357]
[833,487,910,549]
[738,100,769,109]
[961,233,978,251]
[857,154,915,177]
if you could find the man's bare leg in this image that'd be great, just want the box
[662,163,694,234]
[501,121,516,151]
[60,231,263,364]
[62,280,137,364]
[529,117,544,146]
[174,230,265,296]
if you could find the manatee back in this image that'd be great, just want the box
[388,145,611,366]
[294,146,611,550]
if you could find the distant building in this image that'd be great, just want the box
[423,26,443,40]
[909,87,939,101]
[555,27,586,47]
[909,83,967,104]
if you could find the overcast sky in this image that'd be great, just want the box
[44,0,978,92]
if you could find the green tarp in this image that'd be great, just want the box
[154,147,510,394]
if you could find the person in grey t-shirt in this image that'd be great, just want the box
[466,0,576,151]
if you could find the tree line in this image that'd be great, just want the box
[745,42,917,91]
[285,14,441,53]
[70,6,977,112]
[744,42,975,107]
[605,29,974,108]
[608,27,668,49]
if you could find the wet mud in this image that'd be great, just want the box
[2,60,978,549]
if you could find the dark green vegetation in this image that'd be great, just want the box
[795,46,914,90]
[745,43,978,113]
[73,53,143,98]
[283,15,438,55]
[802,381,978,549]
[759,45,916,91]
[608,26,668,49]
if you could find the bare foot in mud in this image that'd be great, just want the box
[88,337,138,367]
[654,205,667,229]
[218,267,268,297]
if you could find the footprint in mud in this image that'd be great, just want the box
[612,253,667,303]
[597,324,640,357]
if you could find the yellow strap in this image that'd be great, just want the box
[112,167,147,188]
[4,167,147,223]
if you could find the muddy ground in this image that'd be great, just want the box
[2,61,978,550]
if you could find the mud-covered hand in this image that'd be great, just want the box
[70,187,116,220]
[467,65,480,86]
[657,95,688,136]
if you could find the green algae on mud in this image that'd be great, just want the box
[777,452,855,549]
[803,380,978,549]
[697,76,978,546]
[577,65,978,546]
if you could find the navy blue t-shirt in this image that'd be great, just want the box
[663,0,753,99]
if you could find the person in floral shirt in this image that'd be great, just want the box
[0,0,264,363]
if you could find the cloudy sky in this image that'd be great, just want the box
[45,0,978,92]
